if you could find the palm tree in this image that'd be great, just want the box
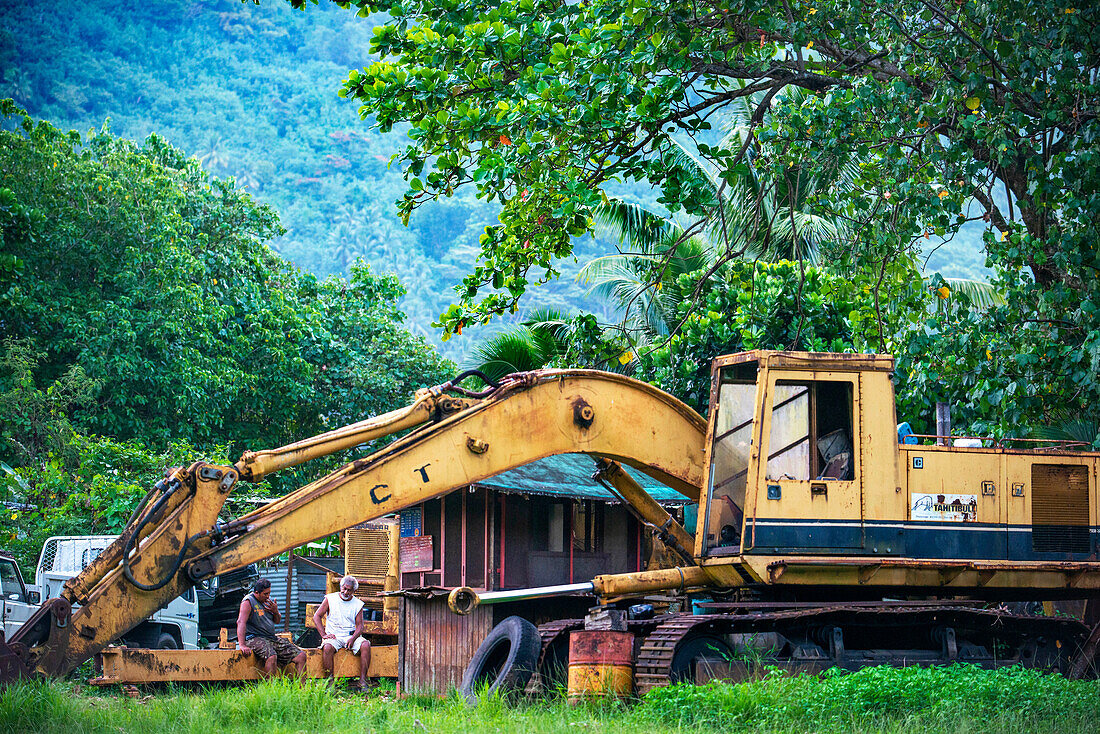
[1032,414,1100,447]
[583,86,1004,355]
[579,91,852,354]
[465,307,574,383]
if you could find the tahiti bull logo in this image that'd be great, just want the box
[911,493,978,522]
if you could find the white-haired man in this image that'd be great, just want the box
[312,574,372,689]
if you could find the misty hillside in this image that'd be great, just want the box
[0,0,991,359]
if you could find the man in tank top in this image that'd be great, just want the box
[312,574,372,690]
[236,578,307,678]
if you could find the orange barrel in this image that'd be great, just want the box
[566,630,634,702]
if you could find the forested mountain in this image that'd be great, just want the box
[0,0,987,359]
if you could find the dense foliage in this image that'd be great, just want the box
[640,261,874,412]
[312,0,1097,442]
[2,0,992,364]
[1,665,1098,734]
[0,106,453,568]
[642,664,1100,731]
[0,434,227,577]
[0,104,451,454]
[0,0,638,360]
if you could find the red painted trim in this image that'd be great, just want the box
[440,496,446,584]
[461,487,468,587]
[483,489,490,589]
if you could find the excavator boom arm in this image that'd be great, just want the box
[5,370,706,680]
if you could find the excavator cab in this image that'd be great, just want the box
[699,352,902,560]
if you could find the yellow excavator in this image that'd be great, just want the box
[2,350,1098,686]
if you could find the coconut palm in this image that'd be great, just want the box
[465,307,574,383]
[580,95,851,351]
[1032,413,1100,447]
[583,85,1004,352]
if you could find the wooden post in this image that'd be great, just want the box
[284,548,294,632]
[936,402,952,446]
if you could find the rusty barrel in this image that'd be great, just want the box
[566,630,633,702]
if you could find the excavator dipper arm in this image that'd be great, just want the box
[4,369,706,680]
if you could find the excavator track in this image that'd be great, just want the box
[526,619,583,694]
[528,616,669,693]
[634,602,1093,693]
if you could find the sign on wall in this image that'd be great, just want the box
[910,494,978,522]
[400,535,434,573]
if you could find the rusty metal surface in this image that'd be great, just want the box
[11,463,229,679]
[568,630,633,665]
[90,645,397,685]
[400,595,494,694]
[710,350,895,372]
[763,556,1100,590]
[1070,620,1100,679]
[0,637,31,683]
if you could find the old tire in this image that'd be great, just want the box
[155,632,179,650]
[459,616,541,704]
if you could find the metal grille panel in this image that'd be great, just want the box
[1032,464,1090,553]
[38,538,58,575]
[345,526,390,580]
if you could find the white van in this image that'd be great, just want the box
[32,535,199,649]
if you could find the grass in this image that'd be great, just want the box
[0,665,1097,734]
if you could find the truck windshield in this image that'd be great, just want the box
[0,559,25,602]
[704,362,757,554]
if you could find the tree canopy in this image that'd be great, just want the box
[0,103,453,462]
[0,104,459,567]
[301,0,1097,442]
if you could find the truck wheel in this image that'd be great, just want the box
[459,616,540,704]
[155,632,180,650]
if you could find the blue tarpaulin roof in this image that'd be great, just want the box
[473,453,691,506]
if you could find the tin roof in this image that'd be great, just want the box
[473,453,692,506]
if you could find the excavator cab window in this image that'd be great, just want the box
[703,361,758,556]
[766,381,854,482]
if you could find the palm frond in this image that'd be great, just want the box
[942,278,1006,310]
[1032,416,1100,446]
[465,327,550,381]
[593,199,681,251]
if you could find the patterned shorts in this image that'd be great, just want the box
[247,636,302,665]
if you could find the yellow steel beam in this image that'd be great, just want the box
[591,565,714,598]
[20,369,703,679]
[20,463,231,678]
[592,458,695,561]
[91,645,397,685]
[234,392,474,483]
[743,555,1100,591]
[190,370,707,578]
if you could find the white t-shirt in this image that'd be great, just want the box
[324,591,365,637]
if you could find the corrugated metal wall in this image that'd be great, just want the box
[400,596,493,694]
[256,557,343,633]
[256,565,297,631]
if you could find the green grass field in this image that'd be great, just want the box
[1,665,1097,734]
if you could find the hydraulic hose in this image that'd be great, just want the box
[439,369,501,398]
[121,475,200,592]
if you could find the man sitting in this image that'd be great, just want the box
[236,578,307,678]
[312,574,372,690]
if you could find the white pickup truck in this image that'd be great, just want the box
[2,535,200,649]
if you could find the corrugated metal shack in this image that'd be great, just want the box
[396,453,689,693]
